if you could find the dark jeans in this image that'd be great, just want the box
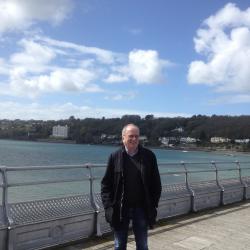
[113,207,148,250]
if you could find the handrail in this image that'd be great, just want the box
[4,163,107,171]
[0,161,250,249]
[1,161,249,187]
[0,161,249,207]
[7,177,90,187]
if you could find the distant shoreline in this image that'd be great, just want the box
[0,138,77,144]
[36,138,77,144]
[0,138,249,155]
[165,146,250,156]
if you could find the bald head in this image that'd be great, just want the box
[122,124,140,154]
[122,123,140,136]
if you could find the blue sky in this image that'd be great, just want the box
[0,0,250,120]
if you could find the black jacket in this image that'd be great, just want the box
[101,145,162,228]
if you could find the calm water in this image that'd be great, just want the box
[0,139,250,203]
[1,139,250,166]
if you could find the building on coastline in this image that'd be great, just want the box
[210,137,231,143]
[139,135,148,145]
[171,127,184,133]
[235,139,250,144]
[52,125,69,138]
[158,136,178,147]
[159,137,170,146]
[180,137,197,143]
[100,134,120,144]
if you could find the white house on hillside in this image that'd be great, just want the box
[52,125,69,138]
[180,137,197,143]
[210,137,230,143]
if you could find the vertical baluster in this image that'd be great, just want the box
[235,161,243,183]
[236,161,246,200]
[86,164,101,236]
[211,161,224,205]
[86,164,99,211]
[181,161,194,211]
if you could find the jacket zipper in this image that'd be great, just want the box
[119,168,124,222]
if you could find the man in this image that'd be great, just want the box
[101,123,162,250]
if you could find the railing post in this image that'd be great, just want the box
[1,166,13,250]
[235,161,246,200]
[86,164,100,236]
[235,161,243,183]
[86,164,99,211]
[211,161,219,187]
[181,161,194,212]
[1,168,8,227]
[211,161,224,205]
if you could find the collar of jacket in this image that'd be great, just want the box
[121,144,142,154]
[120,144,143,172]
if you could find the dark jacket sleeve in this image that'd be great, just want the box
[151,153,162,208]
[101,154,114,209]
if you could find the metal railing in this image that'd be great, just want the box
[0,161,250,250]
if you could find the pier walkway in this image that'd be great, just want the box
[57,201,250,250]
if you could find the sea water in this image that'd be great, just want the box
[0,139,250,203]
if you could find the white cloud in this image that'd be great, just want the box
[104,65,130,83]
[0,36,108,97]
[129,50,168,84]
[7,68,102,98]
[188,3,250,94]
[10,38,56,73]
[0,101,191,120]
[0,58,9,75]
[104,49,171,84]
[0,35,172,98]
[40,36,120,65]
[104,91,137,101]
[104,74,129,83]
[209,94,250,105]
[0,0,73,34]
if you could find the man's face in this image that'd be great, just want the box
[122,126,139,153]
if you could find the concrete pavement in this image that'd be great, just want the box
[56,201,250,250]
